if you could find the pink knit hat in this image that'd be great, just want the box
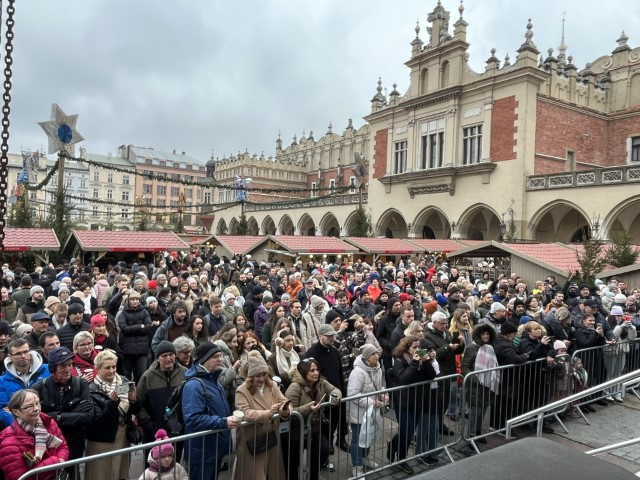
[151,429,174,459]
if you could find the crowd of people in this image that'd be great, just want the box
[0,251,637,480]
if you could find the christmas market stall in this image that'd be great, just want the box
[62,230,189,268]
[265,235,358,266]
[0,228,61,266]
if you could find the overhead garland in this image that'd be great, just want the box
[24,158,59,191]
[59,151,351,194]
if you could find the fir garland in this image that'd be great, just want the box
[24,158,59,191]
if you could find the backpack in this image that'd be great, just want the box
[164,377,209,437]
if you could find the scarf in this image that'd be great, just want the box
[17,417,63,460]
[474,343,501,393]
[148,456,176,473]
[94,373,130,416]
[275,346,300,376]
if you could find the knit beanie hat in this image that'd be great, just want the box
[247,350,269,377]
[156,340,176,358]
[423,301,438,315]
[554,340,567,351]
[360,344,379,361]
[15,323,32,337]
[90,314,106,330]
[146,296,157,306]
[194,342,221,364]
[30,285,44,297]
[151,429,175,459]
[147,280,158,290]
[44,296,61,309]
[310,295,324,309]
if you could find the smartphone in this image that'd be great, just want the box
[416,349,428,357]
[128,381,135,392]
[115,384,129,395]
[316,394,327,405]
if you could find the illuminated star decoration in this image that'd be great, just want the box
[38,103,85,155]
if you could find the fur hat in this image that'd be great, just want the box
[151,429,175,459]
[247,350,269,377]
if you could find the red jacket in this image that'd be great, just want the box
[0,413,69,480]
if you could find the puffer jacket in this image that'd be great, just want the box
[0,413,69,480]
[118,303,152,356]
[183,363,231,466]
[56,321,90,351]
[0,351,51,425]
[285,369,341,438]
[346,355,385,425]
[93,278,110,307]
[16,297,45,323]
[0,298,18,323]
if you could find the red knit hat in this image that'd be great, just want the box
[147,280,158,289]
[90,314,106,330]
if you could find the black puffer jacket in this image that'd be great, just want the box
[118,304,152,356]
[56,321,90,350]
[391,351,437,412]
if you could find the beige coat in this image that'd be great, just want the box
[234,381,287,480]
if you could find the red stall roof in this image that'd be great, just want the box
[343,237,421,254]
[65,230,189,252]
[204,235,268,256]
[0,228,60,251]
[406,239,481,253]
[268,235,358,254]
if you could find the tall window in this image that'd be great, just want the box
[93,171,100,182]
[122,191,130,202]
[349,176,356,193]
[107,189,113,200]
[122,175,130,185]
[93,188,99,198]
[143,184,152,194]
[394,141,407,174]
[121,208,129,219]
[106,207,112,218]
[92,206,98,217]
[420,119,445,169]
[157,185,166,195]
[462,125,483,165]
[329,179,336,192]
[107,173,113,183]
[204,191,211,204]
[311,182,317,198]
[143,170,153,179]
[171,187,180,196]
[80,179,86,188]
[632,136,640,162]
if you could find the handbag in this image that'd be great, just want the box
[126,416,143,444]
[246,432,278,455]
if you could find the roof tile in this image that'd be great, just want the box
[71,230,189,252]
[270,235,357,254]
[2,228,60,251]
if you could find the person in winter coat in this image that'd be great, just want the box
[139,429,188,480]
[136,341,186,442]
[233,350,289,480]
[461,324,499,441]
[15,285,46,323]
[92,274,111,308]
[183,342,241,480]
[603,306,635,402]
[389,337,438,474]
[375,297,402,380]
[31,347,94,477]
[347,344,387,478]
[253,296,273,341]
[0,339,51,426]
[0,389,69,480]
[56,302,90,351]
[117,291,152,382]
[0,287,18,324]
[70,331,98,382]
[85,350,136,480]
[284,358,341,480]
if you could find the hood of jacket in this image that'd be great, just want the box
[472,323,496,344]
[4,350,46,380]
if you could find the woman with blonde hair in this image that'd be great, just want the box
[85,349,136,480]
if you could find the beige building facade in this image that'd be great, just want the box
[207,2,640,244]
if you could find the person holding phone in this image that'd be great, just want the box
[85,349,137,480]
[285,358,341,480]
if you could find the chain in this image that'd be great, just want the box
[0,0,15,252]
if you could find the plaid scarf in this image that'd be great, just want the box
[17,417,63,460]
[474,344,501,393]
[94,374,130,416]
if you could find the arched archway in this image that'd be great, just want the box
[216,218,228,235]
[278,215,295,235]
[298,214,316,236]
[530,201,592,242]
[229,217,239,234]
[262,216,276,235]
[247,217,259,235]
[413,207,450,239]
[377,209,408,239]
[458,204,501,241]
[319,212,341,237]
[602,194,640,243]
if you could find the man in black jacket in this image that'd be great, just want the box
[56,302,90,350]
[375,297,402,382]
[32,347,93,480]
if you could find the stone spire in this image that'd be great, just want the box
[411,20,424,57]
[612,30,631,54]
[485,48,500,72]
[516,19,540,66]
[370,77,387,112]
[453,0,468,41]
[557,12,568,71]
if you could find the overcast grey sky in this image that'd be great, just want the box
[7,0,640,163]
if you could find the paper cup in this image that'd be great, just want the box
[233,410,244,422]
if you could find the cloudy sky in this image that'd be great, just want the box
[7,0,640,163]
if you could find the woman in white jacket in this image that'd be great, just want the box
[347,344,387,479]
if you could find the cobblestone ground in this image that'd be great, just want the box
[127,389,640,480]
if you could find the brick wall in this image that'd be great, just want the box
[490,96,518,162]
[373,129,388,179]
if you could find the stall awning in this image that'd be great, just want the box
[64,230,189,253]
[1,228,60,251]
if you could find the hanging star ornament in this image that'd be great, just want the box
[38,103,85,155]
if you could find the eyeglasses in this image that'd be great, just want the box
[20,402,41,411]
[77,342,93,349]
[10,350,30,357]
[301,357,316,363]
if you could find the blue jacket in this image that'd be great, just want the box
[182,363,231,465]
[0,351,51,425]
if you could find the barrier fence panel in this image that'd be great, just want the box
[304,373,462,480]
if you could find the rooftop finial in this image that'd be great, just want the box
[458,0,464,19]
[327,122,333,134]
[415,19,420,38]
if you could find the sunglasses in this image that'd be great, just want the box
[301,357,316,363]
